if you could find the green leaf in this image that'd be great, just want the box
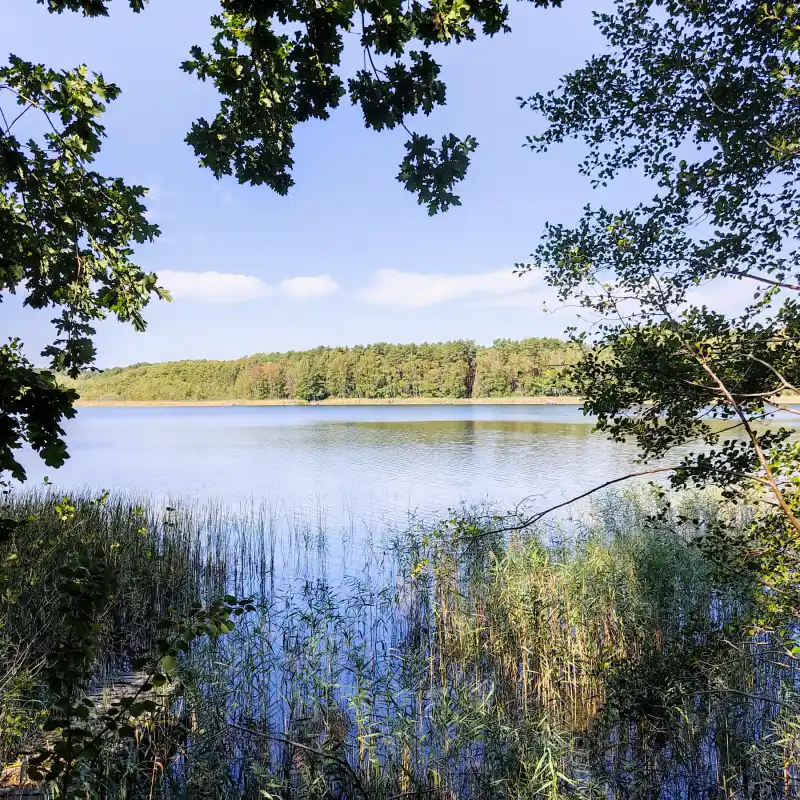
[161,653,178,672]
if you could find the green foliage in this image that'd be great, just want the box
[398,132,478,215]
[0,340,78,482]
[64,338,580,401]
[39,0,147,14]
[25,589,251,796]
[0,55,165,366]
[293,358,329,402]
[181,0,563,212]
[1,488,790,798]
[0,51,166,480]
[521,0,800,631]
[0,490,251,796]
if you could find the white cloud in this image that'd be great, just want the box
[684,277,766,316]
[157,270,340,304]
[159,270,269,303]
[278,274,340,298]
[358,268,541,309]
[492,290,555,309]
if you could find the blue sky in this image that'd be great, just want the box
[2,0,631,366]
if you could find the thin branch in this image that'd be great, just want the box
[650,275,800,536]
[469,466,680,539]
[0,98,33,132]
[360,15,414,139]
[730,269,800,292]
[689,688,799,713]
[745,353,800,395]
[766,401,800,416]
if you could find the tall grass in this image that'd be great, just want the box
[0,488,798,798]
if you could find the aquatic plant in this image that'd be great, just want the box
[0,488,797,798]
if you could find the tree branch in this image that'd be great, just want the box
[467,465,680,539]
[730,269,800,293]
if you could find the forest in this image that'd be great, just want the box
[65,338,580,402]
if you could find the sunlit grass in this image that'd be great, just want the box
[0,488,797,798]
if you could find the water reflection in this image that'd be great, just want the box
[15,405,799,531]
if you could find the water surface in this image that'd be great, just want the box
[18,403,798,528]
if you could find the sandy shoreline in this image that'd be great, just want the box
[72,395,800,409]
[74,396,585,408]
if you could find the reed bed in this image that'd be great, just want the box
[0,488,797,798]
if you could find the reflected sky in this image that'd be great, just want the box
[15,404,799,529]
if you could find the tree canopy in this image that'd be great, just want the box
[0,53,164,481]
[33,0,563,214]
[182,0,561,211]
[523,0,800,623]
[64,338,578,402]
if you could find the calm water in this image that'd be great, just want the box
[17,403,800,528]
[18,405,635,521]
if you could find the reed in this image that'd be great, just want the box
[0,488,797,798]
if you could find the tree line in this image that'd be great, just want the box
[66,338,580,402]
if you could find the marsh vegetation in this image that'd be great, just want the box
[1,488,797,798]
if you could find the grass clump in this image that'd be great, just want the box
[0,488,797,798]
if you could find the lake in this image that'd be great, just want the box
[18,403,683,529]
[11,403,796,798]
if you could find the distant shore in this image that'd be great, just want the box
[74,396,586,408]
[72,395,800,409]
